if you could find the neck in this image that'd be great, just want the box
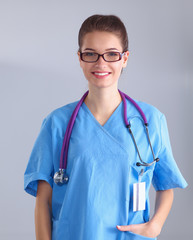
[84,86,122,125]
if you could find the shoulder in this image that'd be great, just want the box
[126,96,164,124]
[41,101,79,129]
[49,101,78,119]
[135,100,163,118]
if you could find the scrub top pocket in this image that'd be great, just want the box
[129,164,155,193]
[127,165,155,224]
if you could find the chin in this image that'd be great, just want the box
[89,81,113,88]
[88,79,117,89]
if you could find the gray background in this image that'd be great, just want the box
[0,0,192,239]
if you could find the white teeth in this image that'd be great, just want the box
[94,72,109,76]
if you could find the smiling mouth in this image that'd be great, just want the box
[92,72,111,76]
[94,72,109,76]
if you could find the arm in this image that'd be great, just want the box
[35,180,52,240]
[117,189,174,238]
[150,189,174,236]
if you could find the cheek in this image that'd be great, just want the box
[79,62,87,74]
[81,65,92,78]
[80,60,84,70]
[114,63,124,75]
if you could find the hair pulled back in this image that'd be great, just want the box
[78,14,129,52]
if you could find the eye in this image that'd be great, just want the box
[83,52,97,57]
[106,52,119,57]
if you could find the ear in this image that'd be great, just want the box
[77,51,83,68]
[122,51,129,68]
[77,51,81,63]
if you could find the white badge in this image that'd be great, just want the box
[133,169,146,212]
[133,182,146,212]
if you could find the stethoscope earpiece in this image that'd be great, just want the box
[136,162,141,167]
[136,159,157,167]
[155,158,160,162]
[136,158,159,167]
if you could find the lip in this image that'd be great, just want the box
[92,71,111,79]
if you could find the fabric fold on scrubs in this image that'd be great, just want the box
[24,96,187,240]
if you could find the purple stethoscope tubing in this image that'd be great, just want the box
[118,90,148,126]
[59,91,89,170]
[54,90,159,185]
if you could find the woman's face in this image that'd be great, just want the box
[78,31,129,90]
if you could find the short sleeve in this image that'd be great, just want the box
[24,117,54,197]
[152,114,188,191]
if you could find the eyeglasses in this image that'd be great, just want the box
[80,51,125,63]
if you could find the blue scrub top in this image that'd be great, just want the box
[24,96,187,240]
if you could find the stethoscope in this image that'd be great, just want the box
[54,90,159,186]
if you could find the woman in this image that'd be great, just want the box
[24,14,187,240]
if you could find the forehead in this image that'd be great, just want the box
[81,31,122,52]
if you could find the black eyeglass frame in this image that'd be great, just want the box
[80,51,125,63]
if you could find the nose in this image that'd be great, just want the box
[95,55,106,66]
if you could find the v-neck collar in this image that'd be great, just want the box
[82,100,123,129]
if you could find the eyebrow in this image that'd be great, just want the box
[83,48,119,51]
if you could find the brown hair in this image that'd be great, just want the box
[78,14,129,52]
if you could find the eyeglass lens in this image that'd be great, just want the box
[81,52,122,62]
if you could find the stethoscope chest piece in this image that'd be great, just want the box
[54,169,69,186]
